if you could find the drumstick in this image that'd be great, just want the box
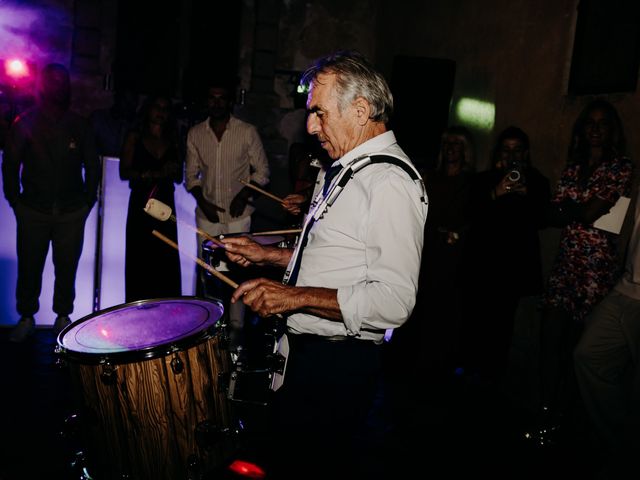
[152,230,284,320]
[238,179,285,204]
[250,228,302,236]
[145,199,225,248]
[151,230,238,289]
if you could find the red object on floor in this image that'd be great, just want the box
[227,459,266,479]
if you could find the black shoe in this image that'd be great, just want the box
[9,316,36,343]
[53,315,72,335]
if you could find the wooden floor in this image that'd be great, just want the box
[0,323,607,480]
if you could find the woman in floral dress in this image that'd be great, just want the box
[534,99,633,440]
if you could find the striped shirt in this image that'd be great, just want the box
[185,115,270,223]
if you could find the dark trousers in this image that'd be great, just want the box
[15,202,89,317]
[266,334,383,479]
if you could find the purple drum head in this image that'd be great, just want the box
[59,298,224,355]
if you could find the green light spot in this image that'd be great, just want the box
[455,98,495,131]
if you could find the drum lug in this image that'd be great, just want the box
[100,363,117,385]
[170,355,184,374]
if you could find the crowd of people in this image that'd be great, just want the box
[1,53,639,479]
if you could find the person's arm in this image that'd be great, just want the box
[223,226,341,320]
[222,235,292,268]
[229,185,254,217]
[230,127,270,217]
[185,129,223,222]
[547,159,633,227]
[230,279,342,320]
[247,126,270,187]
[1,119,26,208]
[547,196,615,227]
[189,185,224,222]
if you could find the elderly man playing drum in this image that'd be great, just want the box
[222,50,428,479]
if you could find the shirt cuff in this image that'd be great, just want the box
[336,285,363,335]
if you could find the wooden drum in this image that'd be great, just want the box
[56,297,234,480]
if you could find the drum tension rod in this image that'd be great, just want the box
[100,363,117,385]
[171,355,184,374]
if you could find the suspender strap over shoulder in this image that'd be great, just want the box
[323,153,428,209]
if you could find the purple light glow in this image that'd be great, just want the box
[0,3,71,66]
[0,5,38,59]
[5,58,28,78]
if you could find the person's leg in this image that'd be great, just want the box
[223,216,251,329]
[15,203,52,317]
[574,292,639,447]
[51,206,89,316]
[269,336,382,479]
[539,306,572,411]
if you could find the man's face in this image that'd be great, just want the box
[497,138,526,170]
[40,68,70,107]
[306,73,358,160]
[207,87,232,120]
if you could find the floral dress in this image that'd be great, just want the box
[543,156,633,321]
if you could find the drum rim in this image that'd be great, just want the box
[56,296,224,365]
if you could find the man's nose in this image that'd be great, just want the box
[307,115,319,135]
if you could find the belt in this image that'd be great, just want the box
[287,332,383,344]
[288,332,351,343]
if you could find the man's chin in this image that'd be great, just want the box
[322,146,338,159]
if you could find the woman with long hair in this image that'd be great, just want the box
[120,94,183,302]
[534,99,634,442]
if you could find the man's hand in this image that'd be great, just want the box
[282,193,307,216]
[189,186,225,223]
[496,172,527,197]
[222,235,268,267]
[200,200,224,223]
[231,277,297,317]
[230,187,252,217]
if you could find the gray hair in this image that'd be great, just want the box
[300,50,393,124]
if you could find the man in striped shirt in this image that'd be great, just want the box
[185,79,269,329]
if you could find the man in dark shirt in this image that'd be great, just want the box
[2,63,99,342]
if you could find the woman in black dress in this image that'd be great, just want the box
[120,94,182,302]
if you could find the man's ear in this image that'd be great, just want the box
[353,97,371,126]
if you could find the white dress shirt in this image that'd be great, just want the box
[286,131,428,342]
[185,115,270,224]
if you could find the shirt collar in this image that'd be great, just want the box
[334,130,397,168]
[205,114,237,132]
